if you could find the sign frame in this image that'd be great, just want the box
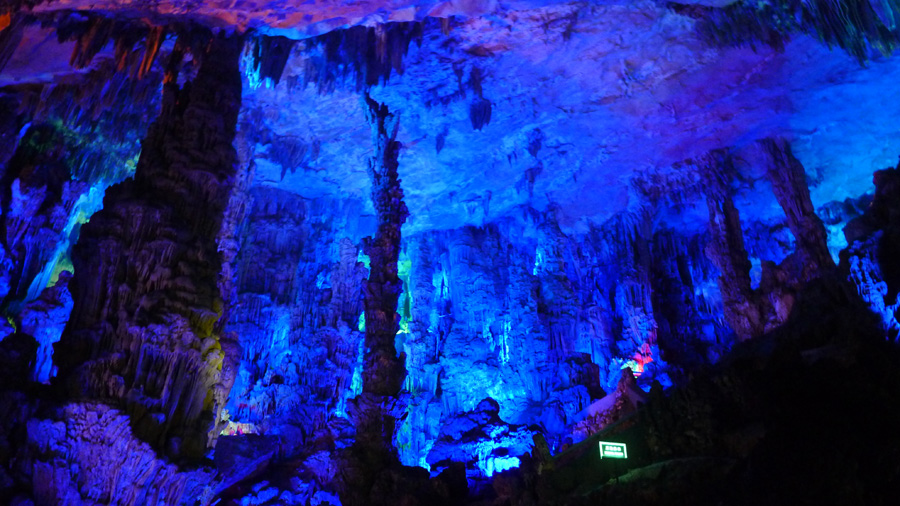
[598,441,628,459]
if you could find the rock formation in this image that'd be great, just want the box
[54,32,244,461]
[761,137,835,282]
[337,94,412,506]
[0,1,899,504]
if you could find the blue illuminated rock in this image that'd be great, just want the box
[26,403,218,505]
[18,271,72,383]
[426,398,536,479]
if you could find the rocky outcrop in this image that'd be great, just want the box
[18,271,73,382]
[27,402,218,505]
[54,33,244,460]
[842,165,900,339]
[426,398,535,481]
[572,368,646,442]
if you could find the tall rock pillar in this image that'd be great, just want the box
[337,95,412,506]
[355,94,408,449]
[54,33,244,460]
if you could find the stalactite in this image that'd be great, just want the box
[698,0,900,63]
[761,137,835,282]
[250,35,296,85]
[69,16,113,69]
[300,21,425,92]
[138,26,167,79]
[0,12,24,73]
[470,98,492,131]
[704,152,765,341]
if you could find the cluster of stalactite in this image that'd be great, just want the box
[7,11,164,84]
[54,32,245,461]
[50,11,171,79]
[299,20,427,92]
[650,230,728,370]
[222,189,370,449]
[698,0,900,62]
[0,46,163,385]
[391,205,730,472]
[247,35,297,85]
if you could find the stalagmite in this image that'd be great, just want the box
[330,95,421,506]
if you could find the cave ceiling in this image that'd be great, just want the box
[3,0,897,237]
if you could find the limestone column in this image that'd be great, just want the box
[354,94,408,450]
[55,32,244,460]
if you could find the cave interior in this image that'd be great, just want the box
[2,0,900,504]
